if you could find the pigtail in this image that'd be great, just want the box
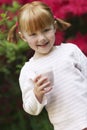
[55,18,71,31]
[7,24,18,43]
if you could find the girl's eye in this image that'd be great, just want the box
[43,28,50,32]
[29,33,36,36]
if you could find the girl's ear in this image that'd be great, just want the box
[53,21,58,33]
[54,21,57,30]
[18,32,27,42]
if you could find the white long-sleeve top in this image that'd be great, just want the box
[19,43,87,130]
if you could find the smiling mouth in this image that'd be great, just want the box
[37,42,49,47]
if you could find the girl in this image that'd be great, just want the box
[8,1,87,130]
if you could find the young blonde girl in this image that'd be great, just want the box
[8,1,87,130]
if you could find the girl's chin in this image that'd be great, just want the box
[39,48,53,55]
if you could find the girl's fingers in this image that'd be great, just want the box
[44,86,52,92]
[37,76,48,86]
[34,75,48,86]
[34,75,52,93]
[39,81,53,93]
[34,74,41,82]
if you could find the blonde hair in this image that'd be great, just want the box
[7,1,71,43]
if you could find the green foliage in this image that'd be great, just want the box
[30,109,53,130]
[0,1,53,130]
[1,1,21,12]
[0,39,28,75]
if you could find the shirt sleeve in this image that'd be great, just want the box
[19,63,47,115]
[73,44,87,78]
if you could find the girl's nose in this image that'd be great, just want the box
[38,33,46,42]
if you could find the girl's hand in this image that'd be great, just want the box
[33,75,52,103]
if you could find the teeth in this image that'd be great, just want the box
[40,42,48,46]
[38,44,45,46]
[37,42,48,47]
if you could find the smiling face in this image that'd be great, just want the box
[23,25,56,58]
[18,1,56,58]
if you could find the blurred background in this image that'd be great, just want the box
[0,0,87,130]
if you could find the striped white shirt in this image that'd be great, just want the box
[19,43,87,130]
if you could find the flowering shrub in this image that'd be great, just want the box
[0,2,28,130]
[0,0,12,5]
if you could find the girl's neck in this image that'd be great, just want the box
[33,46,56,60]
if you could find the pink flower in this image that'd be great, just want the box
[18,0,87,18]
[54,31,64,45]
[0,0,12,5]
[41,0,70,18]
[18,0,31,4]
[53,0,87,18]
[69,0,87,16]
